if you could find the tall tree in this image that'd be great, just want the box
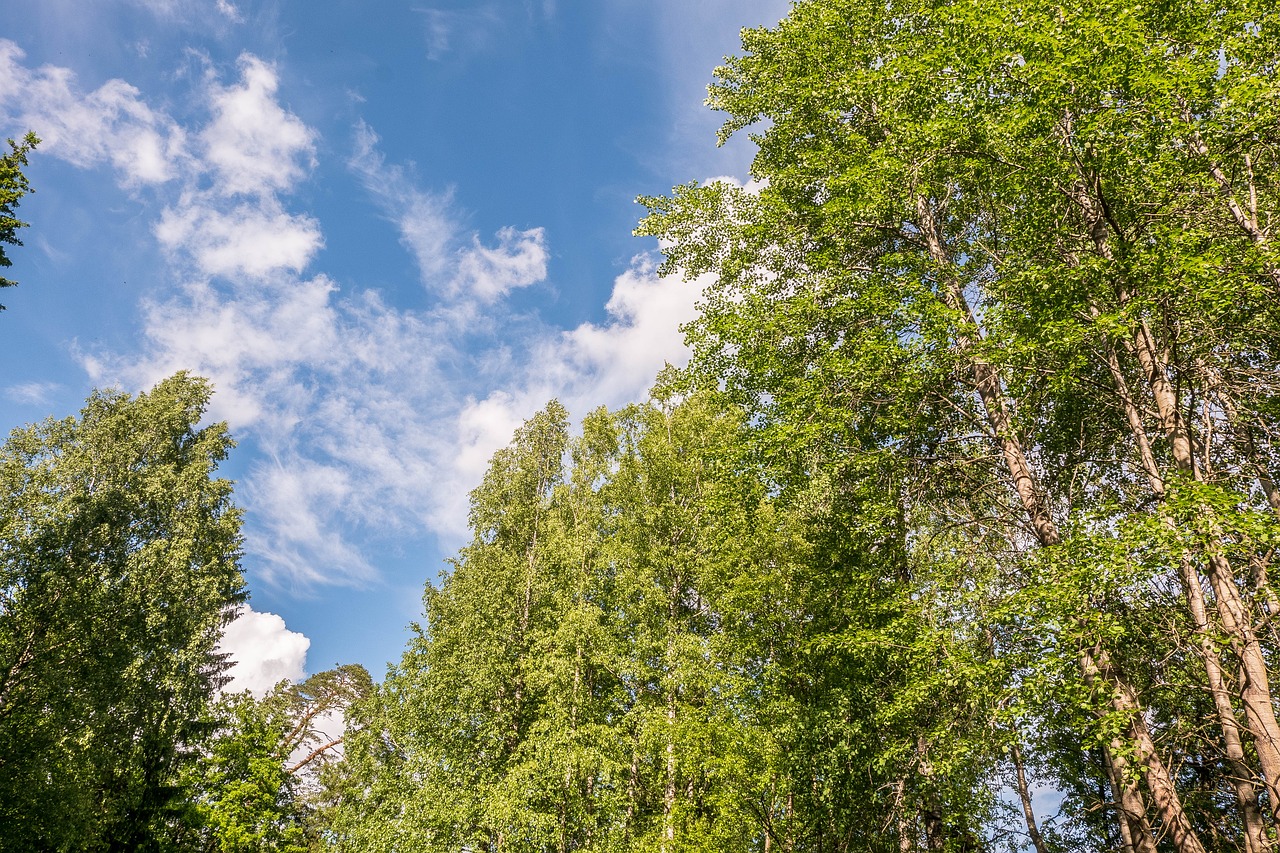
[0,373,246,851]
[639,0,1280,848]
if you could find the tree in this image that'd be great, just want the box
[0,132,38,305]
[187,691,310,853]
[0,372,246,851]
[639,0,1280,849]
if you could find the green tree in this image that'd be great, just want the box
[333,394,841,852]
[332,402,576,852]
[187,691,309,853]
[0,132,39,304]
[639,0,1280,849]
[0,373,246,851]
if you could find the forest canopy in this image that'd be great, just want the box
[5,0,1280,851]
[333,0,1280,849]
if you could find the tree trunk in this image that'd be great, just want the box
[1010,741,1051,853]
[1100,339,1269,850]
[1177,556,1269,853]
[663,686,676,853]
[1084,646,1208,853]
[1128,320,1280,823]
[914,193,1207,849]
[1182,121,1280,295]
[1102,742,1157,853]
[893,777,915,853]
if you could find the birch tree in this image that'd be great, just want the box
[639,0,1280,848]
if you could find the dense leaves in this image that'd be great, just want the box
[0,373,246,852]
[336,0,1280,850]
[5,1,1280,851]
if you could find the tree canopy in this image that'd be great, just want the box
[5,1,1280,851]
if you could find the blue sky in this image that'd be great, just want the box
[0,0,789,688]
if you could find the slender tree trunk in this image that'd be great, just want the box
[1100,339,1269,850]
[1181,120,1280,295]
[1178,556,1269,853]
[914,193,1206,850]
[922,797,945,853]
[1084,646,1208,853]
[893,777,915,853]
[1128,320,1280,823]
[1067,161,1280,842]
[1010,741,1051,853]
[663,686,676,853]
[625,737,640,844]
[1102,743,1156,853]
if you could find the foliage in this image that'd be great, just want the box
[187,691,310,853]
[6,0,1280,850]
[0,373,245,852]
[0,132,38,301]
[636,0,1280,849]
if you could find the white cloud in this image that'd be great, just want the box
[245,457,376,587]
[351,123,550,303]
[215,0,244,23]
[455,226,548,301]
[218,605,311,695]
[418,7,504,61]
[156,194,324,279]
[126,0,245,25]
[16,46,703,587]
[428,258,703,537]
[0,40,188,186]
[349,122,457,283]
[117,276,339,429]
[553,257,702,402]
[201,55,315,198]
[3,380,61,407]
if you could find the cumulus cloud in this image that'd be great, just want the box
[218,605,310,695]
[201,55,315,198]
[429,258,703,537]
[553,257,703,401]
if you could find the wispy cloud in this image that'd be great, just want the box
[417,6,504,61]
[126,0,245,25]
[349,122,457,283]
[3,381,61,407]
[350,122,549,304]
